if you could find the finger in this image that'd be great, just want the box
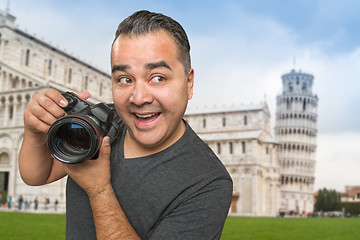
[97,136,111,160]
[77,92,91,101]
[25,104,58,129]
[45,88,69,108]
[40,89,68,117]
[24,110,52,133]
[31,91,66,120]
[29,97,63,125]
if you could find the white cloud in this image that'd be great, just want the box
[187,10,360,192]
[315,132,360,191]
[296,47,360,133]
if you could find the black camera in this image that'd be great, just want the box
[47,92,122,164]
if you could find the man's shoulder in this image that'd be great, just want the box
[176,123,232,180]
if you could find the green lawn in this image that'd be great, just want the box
[1,212,359,240]
[221,217,360,240]
[0,212,66,240]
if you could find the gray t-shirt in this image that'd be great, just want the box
[66,121,233,239]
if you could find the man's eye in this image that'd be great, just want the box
[151,76,165,83]
[119,77,132,84]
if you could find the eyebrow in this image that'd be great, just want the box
[112,64,130,73]
[145,61,172,71]
[111,61,171,73]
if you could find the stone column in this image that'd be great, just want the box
[5,72,10,91]
[11,101,17,126]
[4,100,9,126]
[0,71,3,91]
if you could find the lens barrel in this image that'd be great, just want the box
[47,115,104,164]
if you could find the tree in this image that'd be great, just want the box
[314,188,341,212]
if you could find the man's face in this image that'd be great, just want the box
[111,30,194,156]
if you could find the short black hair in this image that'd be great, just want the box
[113,10,191,74]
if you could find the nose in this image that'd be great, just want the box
[129,81,153,106]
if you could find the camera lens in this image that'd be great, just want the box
[56,123,91,155]
[59,123,90,149]
[47,115,103,164]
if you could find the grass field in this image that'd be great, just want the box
[221,217,360,240]
[1,212,359,239]
[0,212,66,240]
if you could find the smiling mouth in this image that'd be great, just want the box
[133,112,161,123]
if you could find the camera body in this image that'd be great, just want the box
[47,92,122,164]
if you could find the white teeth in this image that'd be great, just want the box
[135,113,156,118]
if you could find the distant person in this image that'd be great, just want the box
[44,198,50,210]
[18,195,23,210]
[55,199,59,211]
[27,199,32,209]
[24,199,28,210]
[18,10,232,239]
[34,197,39,210]
[7,195,12,209]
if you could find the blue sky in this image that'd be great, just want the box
[5,0,360,191]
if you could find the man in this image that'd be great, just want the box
[19,10,232,239]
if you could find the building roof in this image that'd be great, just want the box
[263,135,278,144]
[185,102,267,115]
[197,130,263,142]
[0,10,110,78]
[347,186,360,197]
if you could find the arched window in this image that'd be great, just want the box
[48,59,52,75]
[8,96,14,120]
[67,68,72,84]
[25,49,30,66]
[0,152,10,164]
[229,142,233,154]
[288,82,293,92]
[302,82,307,92]
[303,99,306,111]
[84,76,89,90]
[217,143,221,154]
[286,98,291,110]
[242,141,246,154]
[9,105,14,119]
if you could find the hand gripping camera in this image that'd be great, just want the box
[47,92,122,164]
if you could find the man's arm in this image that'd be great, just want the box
[19,129,66,185]
[19,89,69,185]
[63,137,141,240]
[20,89,139,239]
[19,89,91,186]
[90,183,140,239]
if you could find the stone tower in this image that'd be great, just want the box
[275,69,318,215]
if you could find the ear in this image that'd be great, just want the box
[187,68,194,100]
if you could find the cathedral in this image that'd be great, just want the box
[184,104,280,216]
[0,9,318,215]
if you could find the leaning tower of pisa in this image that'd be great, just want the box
[275,69,319,215]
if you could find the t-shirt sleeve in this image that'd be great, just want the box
[148,178,233,240]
